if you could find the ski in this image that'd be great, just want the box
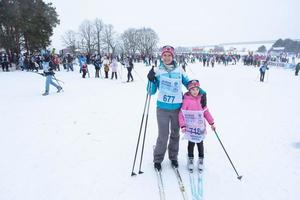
[188,169,204,200]
[172,167,189,200]
[196,170,204,200]
[188,171,197,200]
[155,168,166,200]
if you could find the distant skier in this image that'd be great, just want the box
[42,54,62,96]
[79,55,89,78]
[179,56,187,72]
[93,54,102,78]
[1,52,9,72]
[259,62,269,82]
[295,62,300,76]
[103,56,110,78]
[66,54,74,71]
[211,56,215,67]
[110,59,118,79]
[82,63,88,78]
[125,57,134,82]
[178,80,215,172]
[79,54,87,73]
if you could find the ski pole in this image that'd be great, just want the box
[31,71,64,84]
[138,94,151,174]
[214,130,243,180]
[131,93,149,176]
[265,70,269,83]
[52,75,65,84]
[132,68,145,83]
[87,67,90,78]
[52,75,64,91]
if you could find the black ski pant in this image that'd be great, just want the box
[127,67,133,81]
[95,68,100,78]
[82,70,87,78]
[105,71,109,78]
[2,62,9,71]
[295,69,299,76]
[111,72,117,79]
[260,72,265,82]
[188,141,204,158]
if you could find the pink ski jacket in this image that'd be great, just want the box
[178,92,214,128]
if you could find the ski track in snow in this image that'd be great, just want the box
[0,62,299,200]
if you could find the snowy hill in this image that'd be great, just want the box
[0,62,299,200]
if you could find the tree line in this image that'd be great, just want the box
[62,18,159,57]
[272,38,300,53]
[0,0,59,54]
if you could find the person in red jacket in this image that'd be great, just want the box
[178,80,216,172]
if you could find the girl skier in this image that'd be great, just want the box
[178,80,216,171]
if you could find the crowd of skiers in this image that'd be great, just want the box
[75,54,135,81]
[1,49,300,98]
[2,50,299,74]
[176,54,241,68]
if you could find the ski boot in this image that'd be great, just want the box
[57,86,63,93]
[187,157,194,172]
[154,163,162,171]
[198,157,204,172]
[171,160,178,168]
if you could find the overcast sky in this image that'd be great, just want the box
[47,0,300,50]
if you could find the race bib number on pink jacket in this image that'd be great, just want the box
[182,109,206,143]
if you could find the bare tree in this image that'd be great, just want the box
[60,18,159,58]
[136,28,159,57]
[121,28,139,56]
[94,18,104,54]
[61,30,77,54]
[79,20,95,54]
[102,24,118,56]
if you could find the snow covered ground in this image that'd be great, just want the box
[0,62,299,200]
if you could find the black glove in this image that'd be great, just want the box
[44,71,55,76]
[200,93,207,108]
[147,66,156,82]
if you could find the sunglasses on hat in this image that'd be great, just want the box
[189,80,199,84]
[162,45,174,51]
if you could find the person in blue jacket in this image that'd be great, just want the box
[147,45,206,171]
[259,61,269,82]
[42,54,62,96]
[79,54,87,73]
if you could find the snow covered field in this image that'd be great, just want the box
[0,62,299,200]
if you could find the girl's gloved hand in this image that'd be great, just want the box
[181,126,186,133]
[211,124,216,131]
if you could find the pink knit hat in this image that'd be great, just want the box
[188,80,200,90]
[161,45,175,58]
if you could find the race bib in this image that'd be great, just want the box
[182,110,206,143]
[42,62,49,72]
[158,76,182,104]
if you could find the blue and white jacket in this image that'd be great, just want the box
[147,61,205,110]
